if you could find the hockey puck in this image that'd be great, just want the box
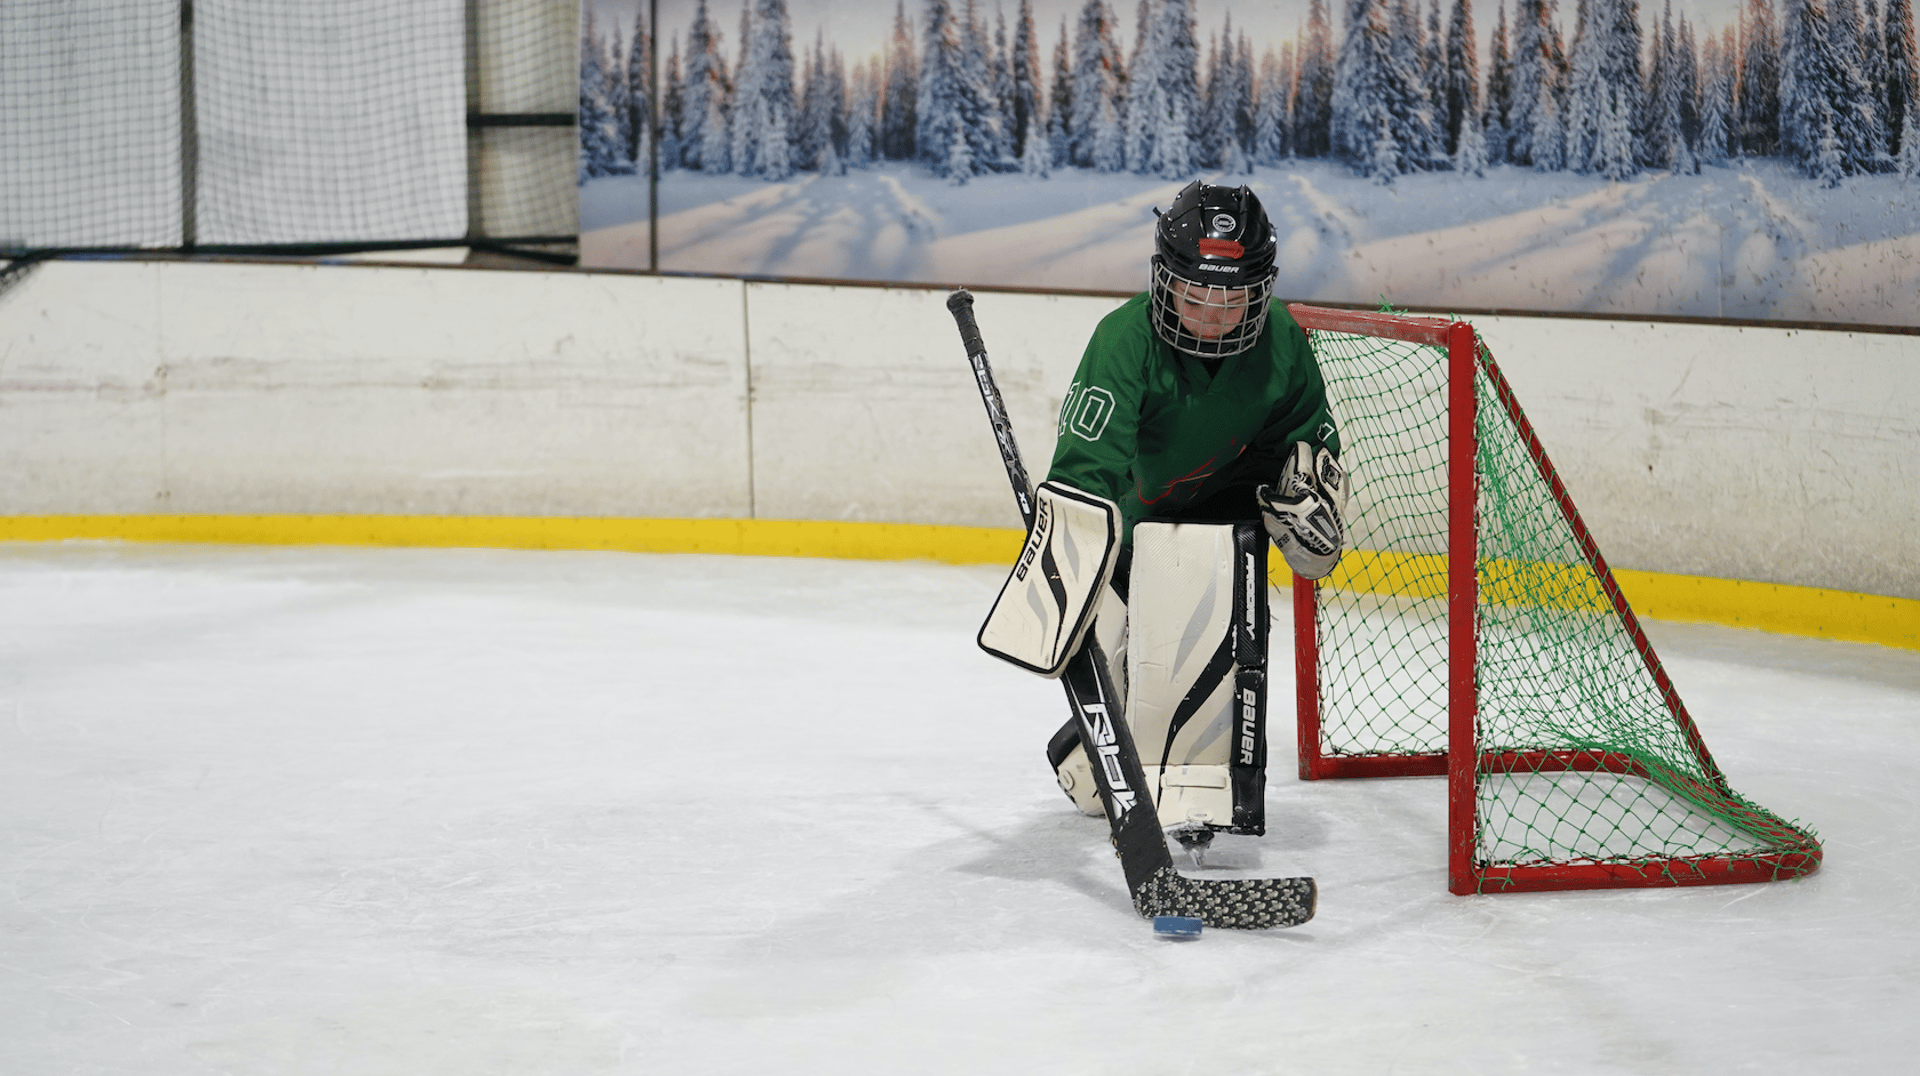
[1152,915,1203,939]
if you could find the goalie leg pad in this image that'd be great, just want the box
[1091,579,1129,712]
[1127,521,1270,834]
[1046,718,1107,817]
[979,481,1121,677]
[1045,584,1129,817]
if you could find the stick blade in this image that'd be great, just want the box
[1134,867,1317,929]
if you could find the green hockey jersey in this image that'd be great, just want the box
[1046,292,1339,546]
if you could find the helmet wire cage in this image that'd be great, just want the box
[1149,257,1275,359]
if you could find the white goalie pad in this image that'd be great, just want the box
[1127,521,1270,834]
[1090,581,1129,711]
[978,481,1121,677]
[1047,581,1131,818]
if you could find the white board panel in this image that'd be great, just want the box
[743,282,1124,527]
[1478,315,1920,598]
[2,258,1914,599]
[0,261,170,512]
[2,262,754,518]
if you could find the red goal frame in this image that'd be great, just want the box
[1285,304,1821,894]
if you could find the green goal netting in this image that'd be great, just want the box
[1286,305,1820,893]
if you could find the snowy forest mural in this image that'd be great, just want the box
[579,0,1920,325]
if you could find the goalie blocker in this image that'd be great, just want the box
[1046,520,1272,836]
[978,481,1121,677]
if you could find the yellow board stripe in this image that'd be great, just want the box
[0,513,1027,565]
[2,514,1913,651]
[1608,569,1919,652]
[1284,548,1917,652]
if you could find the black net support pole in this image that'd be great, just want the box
[179,0,199,252]
[464,0,483,245]
[648,0,660,273]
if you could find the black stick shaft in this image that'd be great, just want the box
[947,289,1035,529]
[945,287,1175,895]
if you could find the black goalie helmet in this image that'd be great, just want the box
[1148,181,1278,358]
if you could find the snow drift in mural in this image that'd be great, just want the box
[579,0,1920,326]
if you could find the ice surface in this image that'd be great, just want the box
[2,542,1916,1074]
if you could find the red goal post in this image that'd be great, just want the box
[1283,303,1821,895]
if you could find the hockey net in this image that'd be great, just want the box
[1286,304,1821,894]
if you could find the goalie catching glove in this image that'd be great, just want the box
[1257,442,1349,580]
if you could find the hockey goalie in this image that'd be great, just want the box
[979,181,1348,843]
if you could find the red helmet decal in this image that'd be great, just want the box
[1198,238,1244,259]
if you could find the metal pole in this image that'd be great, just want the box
[1445,320,1481,896]
[647,0,659,272]
[179,0,198,251]
[1293,573,1322,779]
[464,0,484,244]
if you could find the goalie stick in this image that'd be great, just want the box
[946,287,1315,930]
